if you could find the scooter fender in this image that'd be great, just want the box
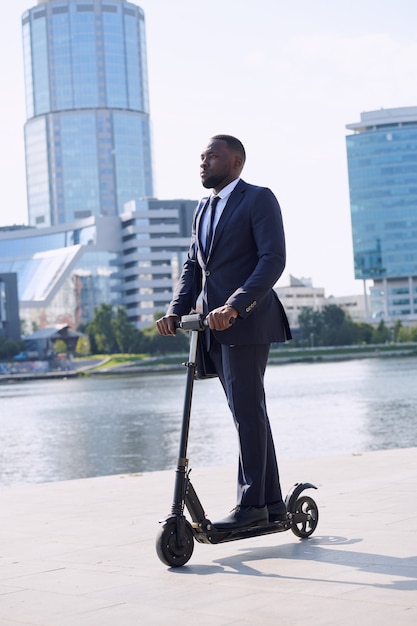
[285,482,317,513]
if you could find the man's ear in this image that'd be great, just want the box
[233,155,243,171]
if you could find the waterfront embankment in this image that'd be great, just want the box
[1,343,417,382]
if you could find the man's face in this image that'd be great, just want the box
[200,139,242,192]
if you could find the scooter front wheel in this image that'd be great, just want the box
[291,495,319,538]
[156,519,194,567]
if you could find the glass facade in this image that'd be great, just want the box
[346,107,417,320]
[22,0,153,227]
[0,218,120,328]
[346,108,417,280]
[24,116,51,226]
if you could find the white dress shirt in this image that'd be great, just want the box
[200,178,240,250]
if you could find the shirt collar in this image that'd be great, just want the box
[214,177,240,201]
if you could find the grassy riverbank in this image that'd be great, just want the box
[74,342,417,375]
[2,343,416,382]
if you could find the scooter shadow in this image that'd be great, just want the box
[171,535,417,591]
[170,535,357,576]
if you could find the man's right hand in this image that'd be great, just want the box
[156,314,180,336]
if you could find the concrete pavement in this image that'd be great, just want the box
[0,447,416,625]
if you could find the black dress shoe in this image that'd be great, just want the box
[213,505,268,530]
[268,500,287,522]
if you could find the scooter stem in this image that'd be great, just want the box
[171,329,198,515]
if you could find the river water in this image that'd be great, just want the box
[0,356,416,485]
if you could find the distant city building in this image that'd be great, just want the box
[18,2,397,333]
[0,218,121,332]
[0,199,195,332]
[274,276,366,329]
[325,294,366,323]
[22,0,153,227]
[115,199,197,325]
[346,107,417,322]
[0,274,21,340]
[274,276,325,328]
[13,1,200,331]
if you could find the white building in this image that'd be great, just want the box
[275,275,367,328]
[114,199,195,326]
[274,276,326,328]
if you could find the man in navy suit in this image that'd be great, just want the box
[156,135,291,529]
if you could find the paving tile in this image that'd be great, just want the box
[0,448,415,625]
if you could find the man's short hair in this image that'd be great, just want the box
[211,134,246,163]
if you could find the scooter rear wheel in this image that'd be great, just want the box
[156,519,194,567]
[291,495,319,538]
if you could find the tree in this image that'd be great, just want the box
[53,339,67,354]
[141,321,189,354]
[75,335,90,356]
[355,322,374,344]
[112,307,136,353]
[320,305,359,346]
[0,335,25,359]
[393,320,403,343]
[298,307,323,346]
[129,329,151,354]
[372,319,391,344]
[84,304,188,355]
[87,303,117,353]
[298,305,379,347]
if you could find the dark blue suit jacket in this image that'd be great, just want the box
[168,179,291,345]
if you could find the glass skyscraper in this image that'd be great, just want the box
[346,107,417,320]
[22,0,153,228]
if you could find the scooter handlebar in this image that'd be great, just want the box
[177,313,235,331]
[177,313,207,331]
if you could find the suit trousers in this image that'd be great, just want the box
[208,336,283,507]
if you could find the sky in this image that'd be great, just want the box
[2,0,417,296]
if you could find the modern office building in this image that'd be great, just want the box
[0,199,195,331]
[346,107,417,322]
[116,200,196,325]
[22,0,153,227]
[0,218,121,332]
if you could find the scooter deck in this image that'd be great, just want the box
[192,519,291,544]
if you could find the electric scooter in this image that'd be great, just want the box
[156,313,319,567]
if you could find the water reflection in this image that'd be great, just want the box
[0,356,416,485]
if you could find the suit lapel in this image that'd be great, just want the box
[196,197,210,263]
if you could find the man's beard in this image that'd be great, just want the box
[202,173,223,189]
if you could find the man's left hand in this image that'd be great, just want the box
[206,305,238,331]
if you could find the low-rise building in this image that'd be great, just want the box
[274,276,326,328]
[274,275,367,328]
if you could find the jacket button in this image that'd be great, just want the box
[205,270,211,276]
